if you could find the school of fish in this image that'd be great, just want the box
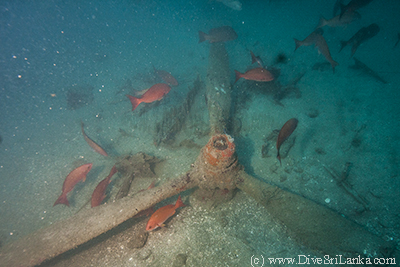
[52,0,391,236]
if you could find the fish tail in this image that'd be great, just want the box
[175,195,185,209]
[350,44,359,57]
[110,165,118,177]
[80,120,85,134]
[293,38,302,51]
[331,60,339,73]
[339,41,347,53]
[53,194,69,207]
[277,153,282,167]
[234,70,242,83]
[198,31,207,43]
[250,50,257,64]
[339,4,346,20]
[126,94,141,111]
[316,16,327,29]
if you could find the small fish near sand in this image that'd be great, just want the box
[234,67,274,83]
[339,23,380,57]
[349,57,387,84]
[91,165,118,208]
[277,118,298,166]
[53,163,93,207]
[198,26,238,43]
[316,10,361,29]
[153,65,179,87]
[81,121,108,156]
[146,195,185,231]
[126,83,171,111]
[294,28,338,72]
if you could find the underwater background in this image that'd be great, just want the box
[0,0,399,266]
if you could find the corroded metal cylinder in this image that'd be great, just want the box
[206,43,232,135]
[193,134,240,191]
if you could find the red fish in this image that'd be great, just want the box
[126,83,171,111]
[294,28,338,72]
[81,121,108,156]
[198,26,238,43]
[53,163,93,207]
[91,165,118,208]
[234,67,274,83]
[146,195,185,231]
[153,65,179,87]
[277,118,298,166]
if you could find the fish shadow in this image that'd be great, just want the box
[235,135,256,176]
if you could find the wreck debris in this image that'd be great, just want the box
[349,123,367,149]
[323,162,369,211]
[154,75,204,146]
[206,43,232,135]
[236,170,389,258]
[0,39,393,267]
[115,152,161,199]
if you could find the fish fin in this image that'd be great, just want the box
[339,4,346,20]
[277,154,282,167]
[350,44,359,57]
[293,38,302,51]
[53,194,69,207]
[110,165,118,176]
[331,60,339,73]
[126,94,141,111]
[339,41,347,53]
[147,180,156,190]
[198,31,207,43]
[234,70,242,83]
[250,50,257,64]
[316,16,327,29]
[134,88,149,97]
[175,195,186,209]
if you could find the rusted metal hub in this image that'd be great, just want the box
[203,134,236,166]
[194,134,240,191]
